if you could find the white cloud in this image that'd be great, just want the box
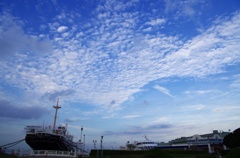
[164,0,203,17]
[212,105,240,113]
[57,26,68,32]
[146,18,166,26]
[0,14,53,58]
[64,117,80,122]
[0,6,240,113]
[180,104,206,111]
[153,85,173,97]
[1,1,240,150]
[164,13,240,77]
[231,74,240,89]
[184,89,220,95]
[62,32,70,38]
[122,115,140,119]
[152,117,170,124]
[142,27,152,32]
[182,4,195,17]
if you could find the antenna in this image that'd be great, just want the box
[53,97,61,129]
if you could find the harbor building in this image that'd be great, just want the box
[169,130,229,145]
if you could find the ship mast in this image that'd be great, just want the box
[53,98,61,129]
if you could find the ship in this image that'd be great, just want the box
[126,135,159,150]
[134,141,159,150]
[24,99,79,152]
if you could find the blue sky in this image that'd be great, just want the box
[0,0,240,151]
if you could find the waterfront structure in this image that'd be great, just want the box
[125,135,158,150]
[169,130,229,146]
[165,130,230,153]
[24,99,88,157]
[25,99,77,151]
[134,141,158,150]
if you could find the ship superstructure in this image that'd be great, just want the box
[126,135,158,150]
[25,99,77,151]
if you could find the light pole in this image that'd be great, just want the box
[100,136,103,158]
[93,140,97,149]
[79,126,83,143]
[83,134,85,151]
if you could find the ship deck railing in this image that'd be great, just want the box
[27,150,78,157]
[26,129,56,134]
[26,127,73,140]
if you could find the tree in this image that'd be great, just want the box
[143,149,172,158]
[226,147,240,158]
[223,128,240,149]
[126,143,136,150]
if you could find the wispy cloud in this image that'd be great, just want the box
[104,123,173,136]
[0,99,49,119]
[153,85,173,97]
[122,115,140,119]
[64,117,81,123]
[0,0,239,149]
[212,105,240,113]
[42,89,76,101]
[184,89,220,95]
[57,26,68,33]
[180,104,206,111]
[0,14,53,59]
[124,123,173,136]
[146,18,166,26]
[231,74,240,89]
[152,117,170,124]
[0,3,240,113]
[164,0,204,17]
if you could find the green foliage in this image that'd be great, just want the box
[223,128,240,149]
[88,149,220,158]
[195,153,215,158]
[167,150,207,155]
[126,143,136,150]
[142,149,172,158]
[226,147,240,158]
[220,150,230,156]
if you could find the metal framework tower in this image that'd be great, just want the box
[53,98,61,129]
